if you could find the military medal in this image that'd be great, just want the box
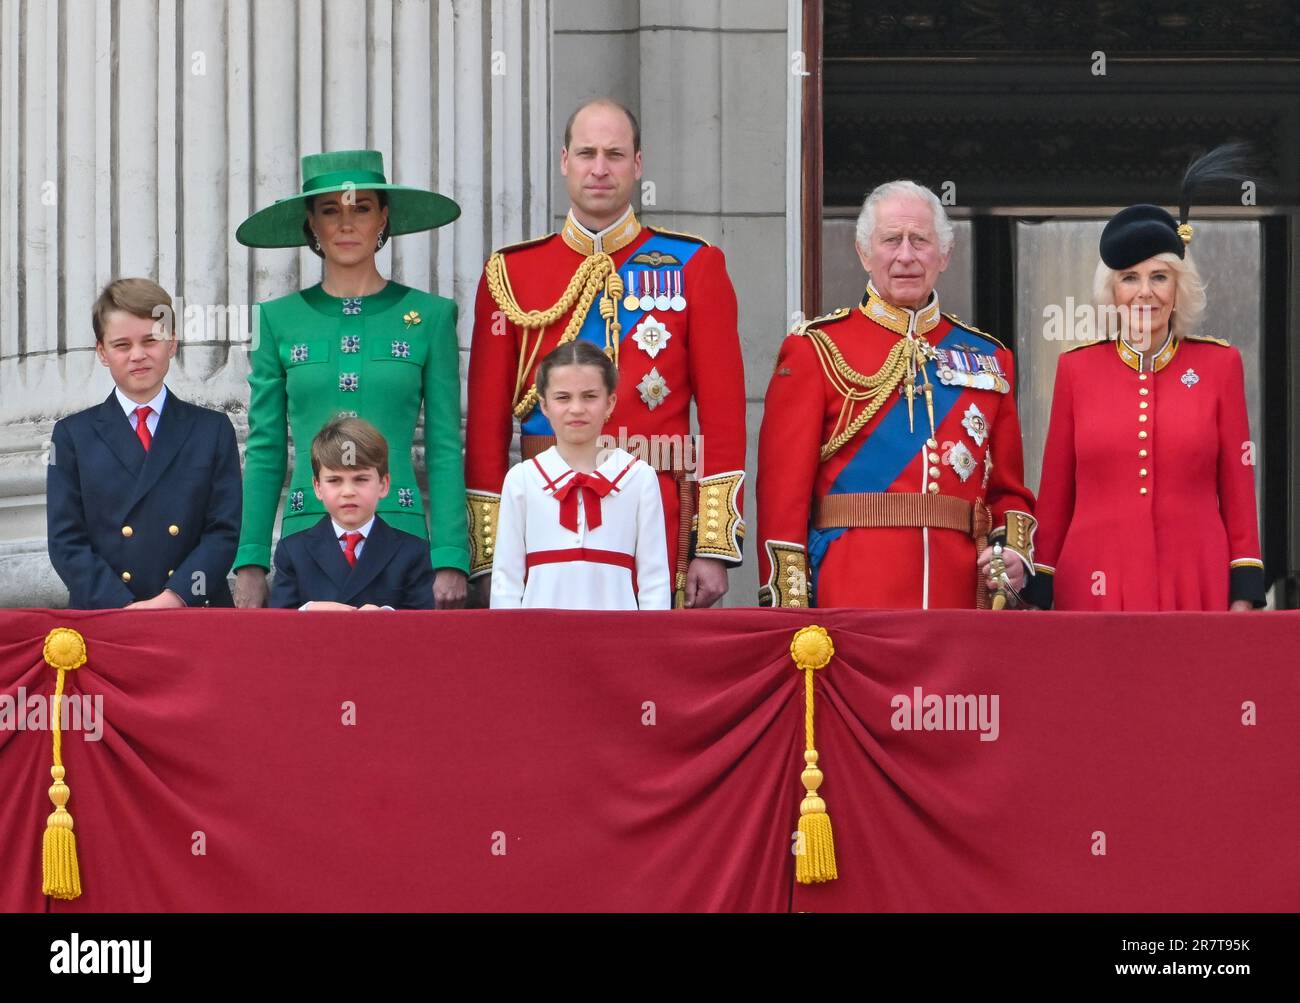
[961,403,989,446]
[946,441,976,482]
[638,273,654,312]
[632,316,671,358]
[637,367,671,410]
[936,346,1010,394]
[622,270,640,311]
[669,270,686,312]
[654,272,671,312]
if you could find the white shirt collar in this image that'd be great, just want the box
[330,515,376,540]
[115,384,168,419]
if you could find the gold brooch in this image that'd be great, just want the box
[403,310,422,328]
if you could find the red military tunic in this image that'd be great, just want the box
[465,208,747,601]
[756,286,1036,609]
[1028,333,1265,610]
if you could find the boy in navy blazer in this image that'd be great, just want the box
[270,417,434,610]
[46,278,241,609]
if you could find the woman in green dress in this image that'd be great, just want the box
[232,149,468,608]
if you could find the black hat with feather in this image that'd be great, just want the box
[1099,142,1254,270]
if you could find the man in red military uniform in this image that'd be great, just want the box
[757,180,1036,608]
[465,99,747,607]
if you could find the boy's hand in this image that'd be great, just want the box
[124,590,187,610]
[302,601,356,612]
[234,566,269,608]
[434,568,467,609]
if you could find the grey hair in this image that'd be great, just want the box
[1092,250,1208,341]
[855,180,955,255]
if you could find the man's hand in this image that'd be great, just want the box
[302,601,356,612]
[684,557,729,608]
[977,545,1027,594]
[434,568,468,609]
[124,589,187,610]
[1229,600,1255,612]
[234,566,269,608]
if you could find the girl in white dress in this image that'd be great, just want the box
[490,341,671,609]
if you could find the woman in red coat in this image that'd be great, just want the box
[1028,174,1265,611]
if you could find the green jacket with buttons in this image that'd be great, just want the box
[235,281,469,575]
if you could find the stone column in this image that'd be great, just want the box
[0,0,550,607]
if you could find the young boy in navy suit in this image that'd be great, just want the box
[270,417,434,610]
[46,278,241,609]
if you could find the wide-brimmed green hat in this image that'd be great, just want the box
[235,149,460,248]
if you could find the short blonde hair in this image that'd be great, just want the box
[1093,250,1208,341]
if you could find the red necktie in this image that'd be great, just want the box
[134,406,152,452]
[551,471,616,533]
[341,531,364,567]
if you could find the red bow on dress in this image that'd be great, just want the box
[552,471,616,532]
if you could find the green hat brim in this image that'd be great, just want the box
[235,184,461,248]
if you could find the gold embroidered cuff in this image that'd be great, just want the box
[991,509,1037,567]
[760,540,809,608]
[694,471,745,563]
[466,491,501,579]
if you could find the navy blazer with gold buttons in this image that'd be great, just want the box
[46,388,241,608]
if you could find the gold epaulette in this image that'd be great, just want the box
[793,307,850,337]
[1185,333,1231,347]
[493,232,555,256]
[645,225,711,247]
[942,312,1008,351]
[1063,339,1108,353]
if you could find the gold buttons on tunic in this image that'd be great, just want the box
[1139,415,1148,423]
[121,571,132,582]
[1139,431,1148,440]
[1139,388,1149,396]
[121,526,133,538]
[1139,468,1148,477]
[1139,449,1148,458]
[169,524,180,536]
[167,570,174,577]
[928,466,941,478]
[1140,402,1149,410]
[1139,373,1148,382]
[928,452,940,464]
[927,483,940,494]
[1139,488,1148,496]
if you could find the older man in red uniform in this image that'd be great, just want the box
[465,99,747,607]
[757,180,1036,609]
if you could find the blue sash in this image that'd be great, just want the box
[809,323,999,599]
[520,232,704,435]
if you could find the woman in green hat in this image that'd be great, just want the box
[232,149,469,607]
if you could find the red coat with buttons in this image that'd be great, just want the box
[1029,335,1265,610]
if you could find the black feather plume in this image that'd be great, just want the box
[1180,141,1254,224]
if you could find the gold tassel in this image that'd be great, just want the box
[789,625,838,883]
[40,627,87,900]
